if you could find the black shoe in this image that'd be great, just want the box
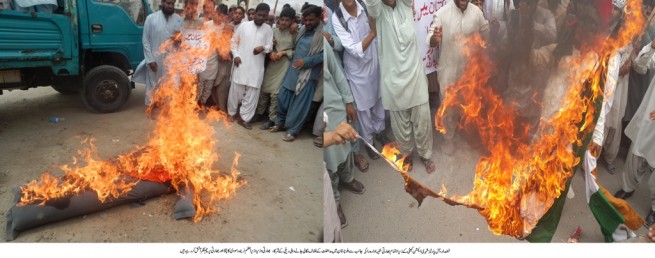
[339,179,365,195]
[259,120,274,130]
[614,189,634,200]
[250,114,263,123]
[646,210,655,227]
[375,133,391,145]
[237,120,253,130]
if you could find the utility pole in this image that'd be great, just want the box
[272,0,278,15]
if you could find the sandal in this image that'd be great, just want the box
[420,157,436,174]
[237,119,253,130]
[269,125,285,133]
[313,136,323,148]
[282,133,296,142]
[354,154,369,172]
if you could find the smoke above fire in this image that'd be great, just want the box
[383,0,645,239]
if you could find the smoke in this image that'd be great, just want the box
[447,0,627,148]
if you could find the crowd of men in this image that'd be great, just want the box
[323,0,655,242]
[137,0,325,144]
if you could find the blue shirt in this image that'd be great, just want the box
[281,27,323,91]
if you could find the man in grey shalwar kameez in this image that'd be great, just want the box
[324,37,365,228]
[365,0,435,173]
[614,40,655,227]
[134,0,183,106]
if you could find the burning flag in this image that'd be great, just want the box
[372,0,647,242]
[526,0,646,242]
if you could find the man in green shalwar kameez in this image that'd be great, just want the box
[324,37,366,228]
[364,0,435,173]
[257,8,297,129]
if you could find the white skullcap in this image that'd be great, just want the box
[612,0,626,9]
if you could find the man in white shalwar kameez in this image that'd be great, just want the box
[332,0,385,160]
[603,1,633,173]
[134,0,183,106]
[614,39,655,227]
[426,0,489,154]
[227,3,274,129]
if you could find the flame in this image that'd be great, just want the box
[18,14,243,222]
[432,1,645,238]
[381,143,411,174]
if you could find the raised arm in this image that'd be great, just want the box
[364,0,382,20]
[399,0,412,9]
[426,11,442,48]
[633,41,655,74]
[331,11,375,60]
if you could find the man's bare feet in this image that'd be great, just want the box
[649,224,655,242]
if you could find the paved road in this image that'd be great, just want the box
[339,128,653,243]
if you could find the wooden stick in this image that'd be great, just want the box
[273,0,278,16]
[638,7,655,41]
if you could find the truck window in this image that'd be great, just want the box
[94,0,145,25]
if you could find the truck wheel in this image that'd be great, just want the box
[81,65,131,113]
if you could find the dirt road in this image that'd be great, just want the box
[0,86,322,242]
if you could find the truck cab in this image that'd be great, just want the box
[0,0,152,113]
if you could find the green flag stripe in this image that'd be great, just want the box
[526,54,608,243]
[524,176,572,242]
[589,190,625,242]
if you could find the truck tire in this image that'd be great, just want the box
[81,65,131,113]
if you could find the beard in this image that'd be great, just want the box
[162,8,175,16]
